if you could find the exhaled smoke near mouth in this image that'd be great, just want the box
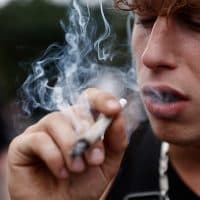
[21,0,146,136]
[146,90,182,104]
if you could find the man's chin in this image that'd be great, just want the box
[149,118,182,144]
[149,120,199,147]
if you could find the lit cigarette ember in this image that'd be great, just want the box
[69,98,127,157]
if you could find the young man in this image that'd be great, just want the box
[7,0,200,199]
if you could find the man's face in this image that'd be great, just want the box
[132,0,200,146]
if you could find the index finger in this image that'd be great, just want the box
[81,88,122,116]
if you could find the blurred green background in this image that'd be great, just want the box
[0,0,130,136]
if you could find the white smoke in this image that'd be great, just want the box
[21,0,146,135]
[0,0,12,8]
[47,0,112,7]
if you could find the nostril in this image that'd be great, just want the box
[141,47,160,70]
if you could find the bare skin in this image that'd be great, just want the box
[132,0,200,196]
[8,0,200,199]
[8,88,127,200]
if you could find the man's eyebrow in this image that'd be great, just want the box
[186,1,200,10]
[178,5,200,15]
[160,1,200,16]
[189,0,200,6]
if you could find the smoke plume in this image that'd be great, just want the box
[21,0,146,136]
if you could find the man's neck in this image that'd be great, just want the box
[169,144,200,196]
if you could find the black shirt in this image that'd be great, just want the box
[168,161,200,200]
[107,121,200,200]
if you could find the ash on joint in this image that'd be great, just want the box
[69,139,90,158]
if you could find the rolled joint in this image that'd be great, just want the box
[69,98,127,157]
[69,139,90,158]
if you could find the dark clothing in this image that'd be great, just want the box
[107,121,200,200]
[168,162,199,200]
[0,115,8,151]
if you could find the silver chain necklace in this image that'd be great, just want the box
[159,142,170,200]
[123,142,170,200]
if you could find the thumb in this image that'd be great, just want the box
[102,115,128,179]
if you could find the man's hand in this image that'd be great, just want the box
[8,88,128,200]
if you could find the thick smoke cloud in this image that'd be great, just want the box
[21,0,146,136]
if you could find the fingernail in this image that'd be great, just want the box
[106,100,119,110]
[71,157,85,172]
[90,148,104,164]
[60,167,68,179]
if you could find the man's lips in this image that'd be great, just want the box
[142,85,189,119]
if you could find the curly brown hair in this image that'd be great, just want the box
[115,0,198,15]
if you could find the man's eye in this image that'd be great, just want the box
[186,19,200,30]
[178,13,200,31]
[135,17,156,28]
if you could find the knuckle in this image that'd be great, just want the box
[29,132,64,165]
[42,111,63,122]
[45,149,62,167]
[7,134,29,163]
[24,124,37,133]
[60,138,75,152]
[30,131,46,145]
[8,135,21,155]
[38,112,67,131]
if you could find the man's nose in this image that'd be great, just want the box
[141,17,178,71]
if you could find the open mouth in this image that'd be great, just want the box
[143,87,188,104]
[142,86,189,119]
